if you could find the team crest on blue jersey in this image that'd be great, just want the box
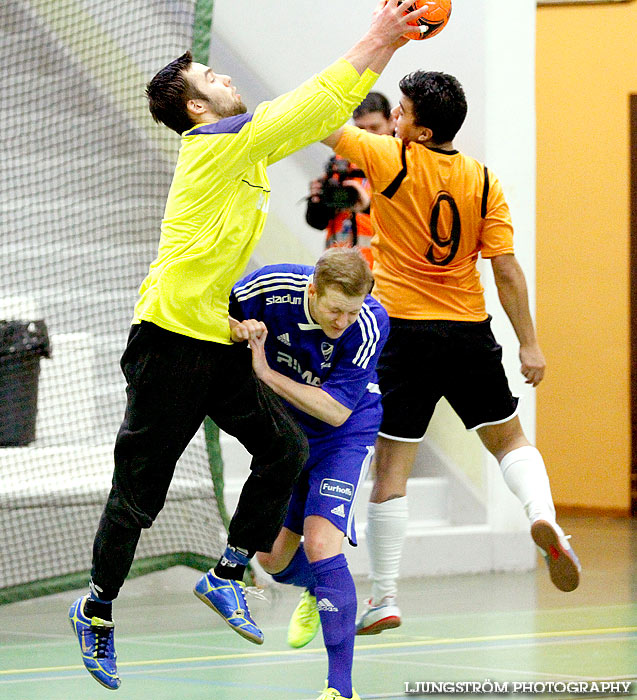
[321,342,334,361]
[321,342,334,369]
[320,478,354,501]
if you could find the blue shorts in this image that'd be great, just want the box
[283,439,375,546]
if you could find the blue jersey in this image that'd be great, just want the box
[230,264,389,442]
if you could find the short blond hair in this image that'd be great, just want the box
[313,248,373,298]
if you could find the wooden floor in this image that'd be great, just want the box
[1,515,635,700]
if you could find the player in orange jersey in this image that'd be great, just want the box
[322,70,581,635]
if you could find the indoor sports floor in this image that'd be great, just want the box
[1,515,635,700]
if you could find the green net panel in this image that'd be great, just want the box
[0,0,228,604]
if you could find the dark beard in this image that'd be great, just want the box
[217,100,248,119]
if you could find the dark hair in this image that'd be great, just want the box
[398,71,467,144]
[146,51,208,135]
[314,248,374,298]
[353,91,392,121]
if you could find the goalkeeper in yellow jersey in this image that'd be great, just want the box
[68,1,432,694]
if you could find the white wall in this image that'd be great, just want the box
[210,0,495,266]
[481,0,537,530]
[210,0,537,530]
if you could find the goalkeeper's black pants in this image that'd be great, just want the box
[91,321,308,601]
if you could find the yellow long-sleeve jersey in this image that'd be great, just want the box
[134,59,378,343]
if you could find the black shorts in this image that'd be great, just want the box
[378,317,519,441]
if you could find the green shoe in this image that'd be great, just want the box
[287,589,319,648]
[316,682,361,700]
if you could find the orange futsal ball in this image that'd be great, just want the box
[395,0,452,41]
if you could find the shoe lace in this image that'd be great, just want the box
[245,586,268,602]
[91,622,114,659]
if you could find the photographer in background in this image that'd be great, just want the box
[306,92,394,267]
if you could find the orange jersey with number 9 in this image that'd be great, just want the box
[334,125,514,321]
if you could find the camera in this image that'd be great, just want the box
[321,156,366,209]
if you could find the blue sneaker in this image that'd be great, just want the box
[531,519,581,592]
[194,570,264,644]
[69,595,120,690]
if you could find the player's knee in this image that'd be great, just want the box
[107,504,154,530]
[104,487,158,530]
[478,419,529,461]
[304,535,340,563]
[272,424,309,478]
[288,423,310,463]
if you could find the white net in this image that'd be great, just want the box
[0,0,226,603]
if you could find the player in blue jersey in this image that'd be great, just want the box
[229,248,389,700]
[68,4,431,692]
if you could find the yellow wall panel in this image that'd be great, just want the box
[536,2,636,512]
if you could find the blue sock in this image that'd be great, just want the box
[311,553,356,698]
[214,544,251,580]
[271,544,316,595]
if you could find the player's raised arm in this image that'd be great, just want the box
[343,0,429,75]
[344,0,409,74]
[254,0,431,167]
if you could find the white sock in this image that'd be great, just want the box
[499,446,564,537]
[366,497,408,604]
